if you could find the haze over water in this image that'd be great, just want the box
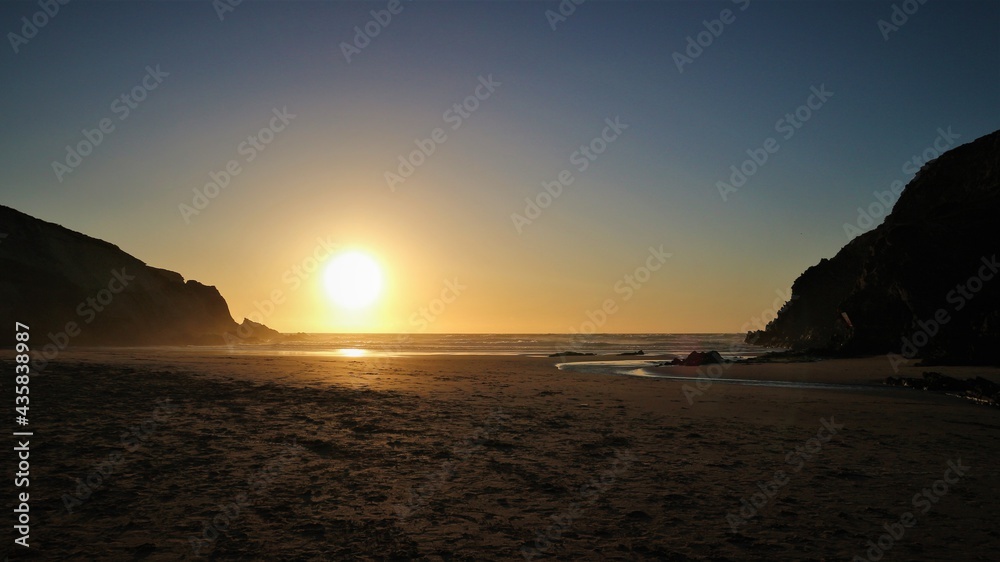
[217,332,763,358]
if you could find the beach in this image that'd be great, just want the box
[3,0,998,560]
[8,350,999,561]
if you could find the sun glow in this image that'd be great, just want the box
[323,251,383,310]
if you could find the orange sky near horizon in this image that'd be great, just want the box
[4,1,995,335]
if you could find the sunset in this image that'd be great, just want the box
[1,0,999,559]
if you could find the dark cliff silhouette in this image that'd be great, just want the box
[747,130,1000,364]
[0,205,276,346]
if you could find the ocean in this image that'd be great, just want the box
[230,333,769,359]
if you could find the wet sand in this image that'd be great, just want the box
[8,350,1000,560]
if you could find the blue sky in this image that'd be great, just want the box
[1,0,998,332]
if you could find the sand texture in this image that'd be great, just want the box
[6,351,999,561]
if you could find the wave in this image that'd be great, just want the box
[234,333,771,358]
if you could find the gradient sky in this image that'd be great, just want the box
[1,0,998,333]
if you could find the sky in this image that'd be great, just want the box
[1,0,998,334]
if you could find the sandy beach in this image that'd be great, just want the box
[4,1,997,560]
[8,350,999,561]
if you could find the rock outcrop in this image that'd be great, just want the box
[746,130,1000,364]
[668,350,726,366]
[885,372,1000,408]
[230,317,283,343]
[0,205,268,346]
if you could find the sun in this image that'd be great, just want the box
[323,251,383,310]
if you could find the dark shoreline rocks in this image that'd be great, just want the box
[666,350,726,366]
[227,317,283,344]
[736,350,829,364]
[885,372,1000,407]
